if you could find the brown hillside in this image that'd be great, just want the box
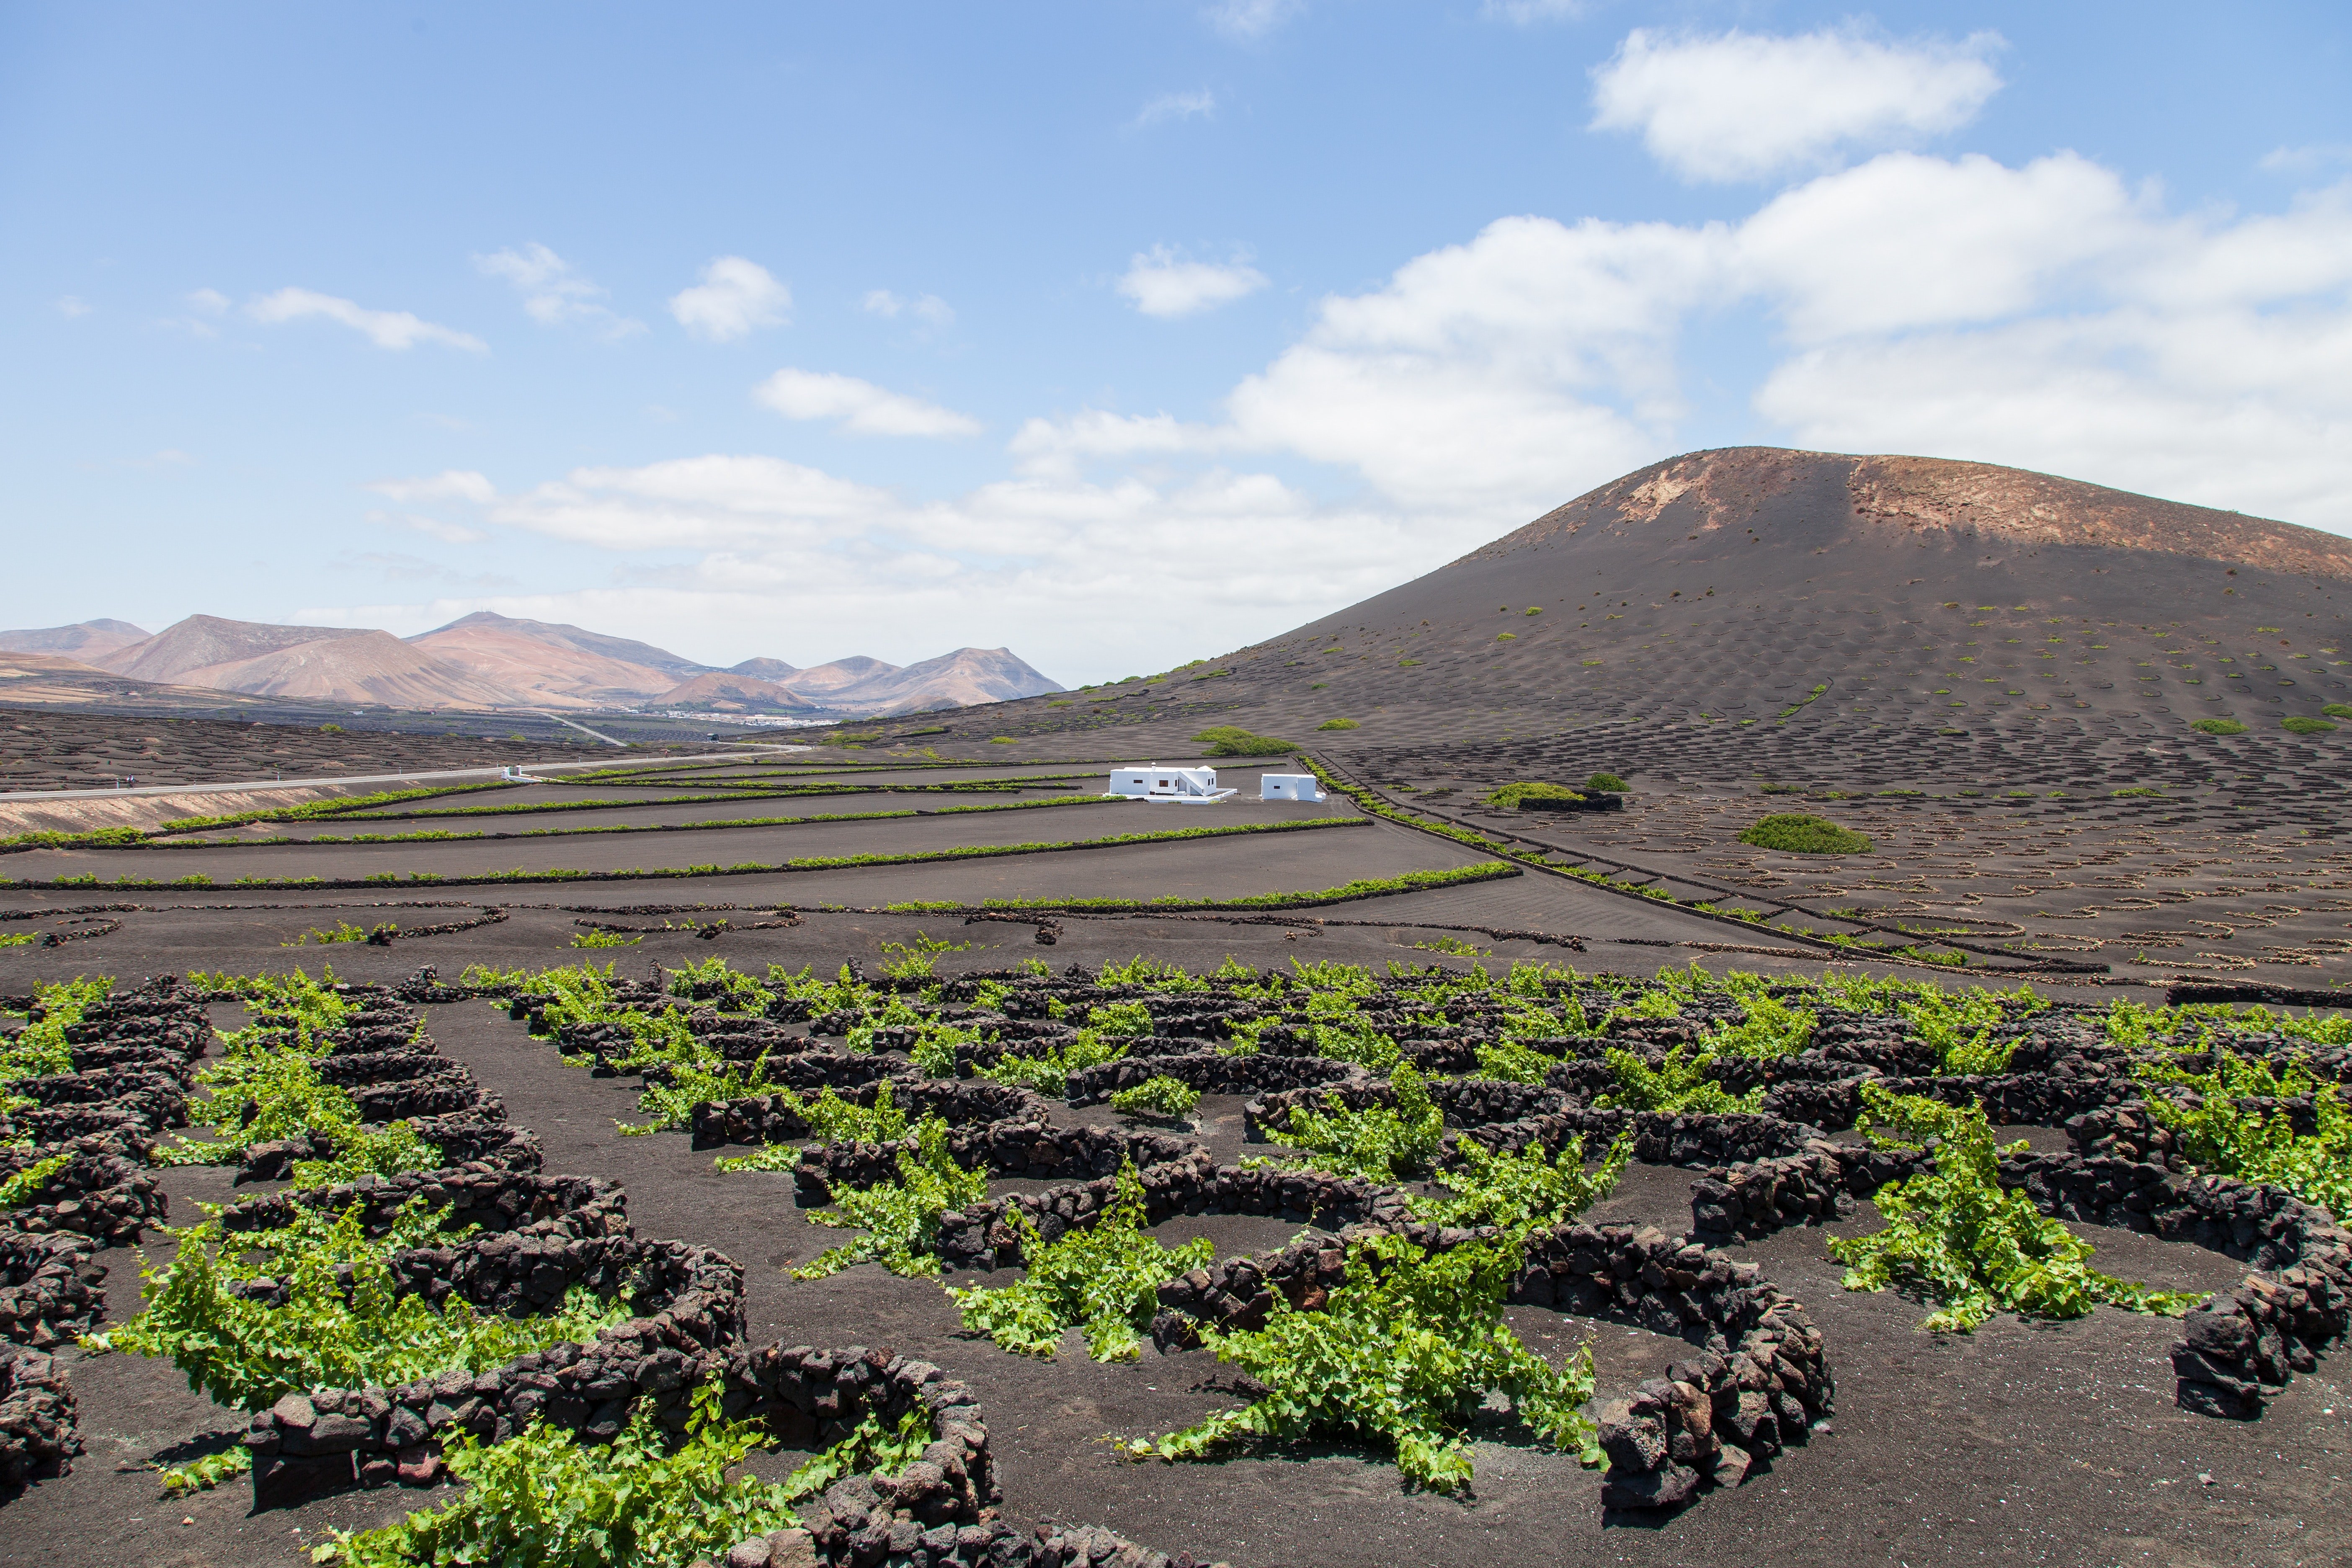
[169,629,528,709]
[407,615,688,707]
[97,615,367,682]
[648,671,825,713]
[0,619,151,658]
[878,446,2352,756]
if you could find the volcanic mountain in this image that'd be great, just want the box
[644,647,1063,716]
[648,671,826,714]
[404,612,712,707]
[93,616,526,709]
[0,619,152,659]
[904,447,2352,753]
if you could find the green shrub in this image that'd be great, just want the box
[792,1116,987,1278]
[2133,1050,2352,1219]
[1263,1061,1443,1182]
[1139,1231,1596,1493]
[1829,1086,2203,1332]
[2281,716,2338,735]
[1410,1131,1630,1241]
[1583,772,1628,793]
[1191,725,1295,757]
[1592,1046,1761,1114]
[1738,813,1872,854]
[1485,781,1583,809]
[1109,1075,1202,1120]
[2191,718,2248,735]
[2325,704,2352,719]
[1315,717,1359,731]
[96,1203,624,1411]
[949,1163,1213,1361]
[322,1383,928,1568]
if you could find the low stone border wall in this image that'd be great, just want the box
[793,1122,1201,1206]
[242,1232,743,1501]
[1687,1136,2352,1422]
[219,1166,626,1241]
[1143,1212,1831,1514]
[688,1078,1052,1151]
[0,1345,77,1490]
[0,1231,102,1349]
[1509,1221,1832,1509]
[931,1155,1395,1273]
[0,1145,166,1246]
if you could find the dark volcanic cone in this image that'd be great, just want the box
[944,447,2352,753]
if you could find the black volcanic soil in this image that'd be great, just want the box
[4,907,2347,1568]
[0,709,619,792]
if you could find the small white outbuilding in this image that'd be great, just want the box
[1259,773,1325,802]
[1104,765,1238,804]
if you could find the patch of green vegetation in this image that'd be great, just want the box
[321,1384,929,1568]
[1485,781,1583,809]
[1738,812,1872,855]
[1137,1231,1597,1494]
[94,1203,626,1411]
[2281,716,2338,735]
[1593,1046,1761,1114]
[1495,632,1516,641]
[876,930,974,981]
[1316,717,1359,730]
[1583,772,1628,793]
[2192,718,2248,735]
[2324,704,2352,719]
[1261,1061,1443,1182]
[1191,725,1295,757]
[949,1162,1212,1361]
[2134,1050,2352,1220]
[1109,1075,1202,1121]
[570,929,642,948]
[1411,936,1488,958]
[1830,1086,2204,1333]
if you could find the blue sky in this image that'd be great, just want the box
[6,1,2349,684]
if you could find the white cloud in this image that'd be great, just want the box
[752,369,982,438]
[327,150,2352,683]
[1135,89,1216,127]
[1117,246,1269,317]
[862,289,956,327]
[2261,144,2352,175]
[54,296,91,318]
[1207,0,1302,40]
[369,469,498,505]
[1591,26,2004,183]
[669,256,791,341]
[475,243,643,337]
[1736,152,2145,339]
[186,289,230,316]
[1030,157,2352,534]
[247,287,487,351]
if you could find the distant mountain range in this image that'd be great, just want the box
[0,610,1061,716]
